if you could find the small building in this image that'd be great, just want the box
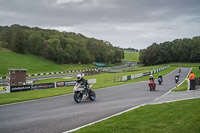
[8,68,27,86]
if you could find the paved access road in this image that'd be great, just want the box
[0,73,79,84]
[0,68,190,133]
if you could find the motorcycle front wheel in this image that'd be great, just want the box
[74,92,82,103]
[89,91,96,101]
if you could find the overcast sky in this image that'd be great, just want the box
[0,0,200,49]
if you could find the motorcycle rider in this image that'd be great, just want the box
[77,74,89,92]
[175,74,179,83]
[149,75,156,89]
[149,75,154,82]
[158,74,163,82]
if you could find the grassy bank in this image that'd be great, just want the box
[124,50,139,62]
[0,47,97,76]
[73,98,200,133]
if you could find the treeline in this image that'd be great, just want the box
[0,24,124,64]
[139,36,200,66]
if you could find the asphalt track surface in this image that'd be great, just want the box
[0,68,190,133]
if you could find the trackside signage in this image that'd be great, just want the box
[11,85,31,92]
[32,83,55,90]
[0,86,10,94]
[56,81,76,87]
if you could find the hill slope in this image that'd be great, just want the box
[124,50,139,62]
[0,47,96,76]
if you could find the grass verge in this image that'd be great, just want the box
[73,98,200,133]
[173,80,188,91]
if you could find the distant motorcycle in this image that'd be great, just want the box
[148,80,156,91]
[158,77,162,85]
[175,76,179,84]
[73,83,96,103]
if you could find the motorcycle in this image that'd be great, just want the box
[175,76,179,84]
[148,80,156,91]
[73,83,96,103]
[158,77,162,85]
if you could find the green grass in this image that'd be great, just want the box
[0,86,73,105]
[73,98,200,133]
[173,80,188,91]
[0,47,97,76]
[124,50,139,62]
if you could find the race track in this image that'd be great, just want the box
[0,68,191,133]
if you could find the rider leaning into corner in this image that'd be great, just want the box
[77,74,90,92]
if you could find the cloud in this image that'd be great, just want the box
[0,0,200,49]
[57,0,84,4]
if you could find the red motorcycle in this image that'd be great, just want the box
[148,80,156,91]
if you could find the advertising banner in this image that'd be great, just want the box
[64,81,76,86]
[11,85,31,92]
[32,83,55,90]
[56,82,65,87]
[0,86,10,94]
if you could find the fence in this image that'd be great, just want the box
[119,65,170,82]
[104,65,170,83]
[0,68,101,80]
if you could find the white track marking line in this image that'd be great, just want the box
[64,104,147,133]
[149,96,200,105]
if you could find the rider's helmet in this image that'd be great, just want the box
[150,75,153,78]
[77,74,82,81]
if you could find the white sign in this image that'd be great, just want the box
[0,86,10,94]
[88,79,96,84]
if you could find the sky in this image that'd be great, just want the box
[0,0,200,49]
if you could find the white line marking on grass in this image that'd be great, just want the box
[149,96,200,105]
[64,103,147,133]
